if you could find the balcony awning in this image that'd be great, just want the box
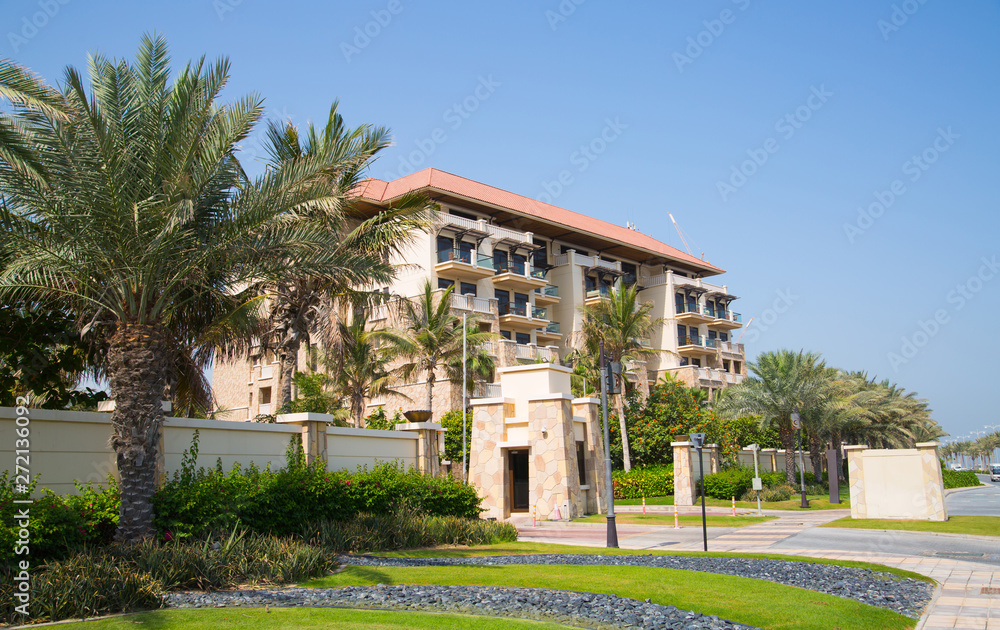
[706,290,739,301]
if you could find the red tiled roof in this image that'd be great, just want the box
[355,168,724,274]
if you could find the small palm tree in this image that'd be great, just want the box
[328,318,408,428]
[374,281,496,418]
[0,36,378,542]
[577,279,662,472]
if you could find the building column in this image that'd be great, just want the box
[276,412,331,466]
[672,440,696,506]
[917,441,948,522]
[395,421,446,477]
[468,397,509,520]
[573,398,605,514]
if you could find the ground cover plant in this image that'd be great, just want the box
[574,513,776,527]
[615,491,851,511]
[942,468,982,489]
[612,464,673,499]
[822,515,1000,537]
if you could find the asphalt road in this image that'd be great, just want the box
[946,474,1000,516]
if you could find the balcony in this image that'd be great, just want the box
[709,310,743,330]
[436,249,495,282]
[493,260,548,290]
[677,334,713,358]
[584,285,612,306]
[675,303,715,324]
[536,320,561,342]
[533,284,561,306]
[499,303,537,330]
[472,382,502,399]
[451,293,494,315]
[717,340,745,355]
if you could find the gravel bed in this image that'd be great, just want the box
[342,553,933,618]
[166,584,757,629]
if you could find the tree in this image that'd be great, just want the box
[328,318,407,428]
[257,104,432,408]
[0,58,69,180]
[617,377,715,467]
[374,281,495,418]
[714,349,828,483]
[0,35,374,542]
[577,279,662,471]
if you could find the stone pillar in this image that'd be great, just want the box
[845,445,868,519]
[529,394,578,519]
[395,421,445,477]
[762,448,777,472]
[705,444,719,474]
[672,440,696,506]
[468,397,508,520]
[917,442,948,522]
[276,412,330,466]
[573,398,606,514]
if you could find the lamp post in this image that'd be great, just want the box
[690,432,708,551]
[791,407,808,508]
[599,341,619,548]
[461,313,467,481]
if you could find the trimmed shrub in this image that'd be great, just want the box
[613,465,674,499]
[943,469,981,489]
[761,484,796,501]
[701,467,754,500]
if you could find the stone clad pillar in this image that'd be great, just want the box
[529,394,578,518]
[276,412,331,466]
[673,439,696,506]
[395,422,446,477]
[468,397,509,520]
[573,398,606,514]
[845,445,868,519]
[917,442,948,522]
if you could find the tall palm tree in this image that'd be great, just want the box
[0,58,69,179]
[258,105,432,407]
[328,318,408,428]
[374,281,495,418]
[715,349,827,482]
[577,279,662,472]
[0,35,377,542]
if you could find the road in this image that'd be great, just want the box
[946,474,1000,516]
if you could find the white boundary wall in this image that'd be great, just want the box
[0,407,419,496]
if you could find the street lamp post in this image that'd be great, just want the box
[791,407,808,508]
[690,432,708,551]
[461,313,467,481]
[599,341,619,548]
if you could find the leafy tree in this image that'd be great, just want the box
[438,408,473,470]
[577,279,662,471]
[327,318,407,428]
[0,36,377,542]
[373,281,496,419]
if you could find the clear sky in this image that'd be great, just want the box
[7,0,998,439]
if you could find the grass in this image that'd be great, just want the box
[305,564,916,630]
[61,608,569,629]
[573,513,777,527]
[615,490,851,511]
[822,515,1000,537]
[378,541,934,583]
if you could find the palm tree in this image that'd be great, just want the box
[328,318,408,428]
[374,281,496,418]
[257,105,432,407]
[0,35,378,542]
[0,58,69,179]
[577,279,662,472]
[715,349,827,483]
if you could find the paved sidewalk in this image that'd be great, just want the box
[517,512,998,629]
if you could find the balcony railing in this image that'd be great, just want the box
[259,365,274,379]
[679,334,702,347]
[514,344,536,360]
[718,340,745,354]
[258,403,272,415]
[535,284,559,298]
[477,254,495,271]
[586,286,612,300]
[437,214,531,245]
[473,382,502,398]
[495,259,525,275]
[540,321,560,334]
[499,303,528,317]
[532,306,547,320]
[437,248,473,264]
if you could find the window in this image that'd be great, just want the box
[733,361,742,374]
[677,324,687,344]
[259,387,271,405]
[533,242,548,269]
[437,235,453,258]
[675,293,685,313]
[450,209,477,221]
[460,282,477,296]
[692,358,702,367]
[707,330,717,341]
[622,262,637,284]
[495,289,510,313]
[515,332,531,345]
[511,252,527,275]
[500,330,511,340]
[680,357,689,366]
[577,441,587,485]
[722,359,731,372]
[514,292,529,307]
[457,240,474,263]
[493,249,509,272]
[438,278,455,290]
[720,332,729,342]
[559,244,588,256]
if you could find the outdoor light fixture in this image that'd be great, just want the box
[599,342,619,548]
[690,431,708,551]
[791,407,808,508]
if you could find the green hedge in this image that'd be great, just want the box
[701,468,820,500]
[612,465,673,499]
[942,469,981,489]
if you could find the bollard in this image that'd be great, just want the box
[732,496,736,517]
[674,504,680,529]
[532,504,536,527]
[642,496,646,515]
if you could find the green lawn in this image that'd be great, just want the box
[306,564,916,630]
[822,515,1000,537]
[615,490,851,511]
[62,608,569,629]
[573,513,777,527]
[380,541,933,583]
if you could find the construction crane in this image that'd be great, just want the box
[668,213,694,257]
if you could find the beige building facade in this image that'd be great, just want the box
[212,168,747,422]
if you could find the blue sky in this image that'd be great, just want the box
[7,0,998,439]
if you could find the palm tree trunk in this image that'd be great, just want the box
[352,391,365,428]
[426,369,435,414]
[615,392,632,471]
[808,432,824,480]
[279,348,296,408]
[107,324,169,543]
[779,423,796,484]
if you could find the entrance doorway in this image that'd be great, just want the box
[508,449,529,512]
